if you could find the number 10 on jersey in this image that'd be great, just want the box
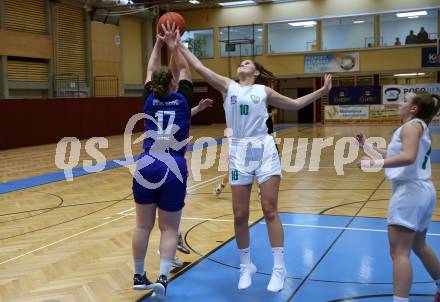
[240,104,249,115]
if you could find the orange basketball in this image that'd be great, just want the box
[157,12,186,35]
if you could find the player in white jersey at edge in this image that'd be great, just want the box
[356,92,440,302]
[159,22,332,292]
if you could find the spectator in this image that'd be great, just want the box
[417,27,429,44]
[405,30,417,44]
[394,37,401,46]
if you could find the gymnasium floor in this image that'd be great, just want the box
[1,124,439,302]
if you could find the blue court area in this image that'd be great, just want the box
[141,213,440,302]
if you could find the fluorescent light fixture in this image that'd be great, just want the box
[303,25,314,28]
[393,73,425,77]
[396,10,427,18]
[288,21,317,27]
[219,0,256,7]
[353,20,364,24]
[189,0,200,3]
[407,16,419,19]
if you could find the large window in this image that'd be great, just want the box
[181,29,214,59]
[268,21,317,53]
[322,16,374,50]
[380,9,438,47]
[219,25,263,57]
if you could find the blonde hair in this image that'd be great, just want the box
[411,92,440,125]
[150,66,173,97]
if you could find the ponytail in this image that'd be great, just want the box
[254,62,276,86]
[150,66,173,97]
[411,92,440,125]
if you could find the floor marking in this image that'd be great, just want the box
[0,174,226,266]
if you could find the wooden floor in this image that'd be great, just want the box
[1,124,439,302]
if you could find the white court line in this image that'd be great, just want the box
[0,174,226,266]
[265,222,440,237]
[0,215,127,265]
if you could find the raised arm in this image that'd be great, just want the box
[145,38,164,84]
[169,43,191,83]
[267,74,332,111]
[159,23,230,97]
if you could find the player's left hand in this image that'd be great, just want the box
[198,98,214,111]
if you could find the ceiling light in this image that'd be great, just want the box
[353,20,364,24]
[393,73,425,77]
[288,21,317,27]
[407,16,419,19]
[219,0,256,7]
[189,0,200,3]
[396,11,427,18]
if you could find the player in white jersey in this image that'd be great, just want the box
[161,24,332,292]
[356,92,440,302]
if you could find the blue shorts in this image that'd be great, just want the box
[132,152,188,212]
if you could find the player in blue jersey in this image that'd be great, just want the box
[131,24,194,301]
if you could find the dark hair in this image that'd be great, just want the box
[151,66,173,97]
[410,92,440,125]
[253,61,276,86]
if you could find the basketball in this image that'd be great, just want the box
[157,12,186,35]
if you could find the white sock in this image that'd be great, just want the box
[272,247,285,268]
[393,296,409,302]
[134,259,145,276]
[435,279,440,291]
[238,247,251,265]
[159,258,173,277]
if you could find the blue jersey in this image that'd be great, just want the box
[143,80,193,156]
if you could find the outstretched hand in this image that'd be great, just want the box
[157,21,181,49]
[322,74,332,94]
[198,98,214,111]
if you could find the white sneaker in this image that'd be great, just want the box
[267,266,286,292]
[238,262,257,290]
[213,183,225,196]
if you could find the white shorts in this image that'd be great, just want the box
[228,135,281,186]
[387,180,436,232]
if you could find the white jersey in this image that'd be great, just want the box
[385,118,432,181]
[223,80,269,140]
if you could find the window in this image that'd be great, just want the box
[219,25,263,57]
[181,29,214,59]
[268,21,317,53]
[322,16,374,50]
[380,9,438,47]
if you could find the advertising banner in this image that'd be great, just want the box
[369,104,400,121]
[422,47,440,67]
[325,105,369,120]
[382,83,440,104]
[329,86,381,105]
[305,52,359,73]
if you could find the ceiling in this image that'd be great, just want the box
[84,0,299,13]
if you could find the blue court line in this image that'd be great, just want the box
[139,213,440,302]
[0,124,295,195]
